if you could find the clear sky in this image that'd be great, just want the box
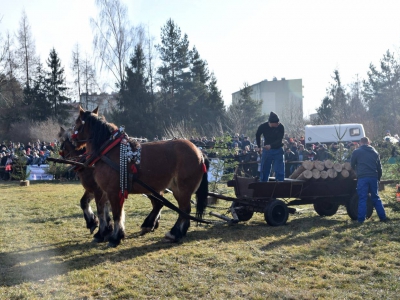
[1,0,400,117]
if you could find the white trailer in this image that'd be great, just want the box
[305,124,365,145]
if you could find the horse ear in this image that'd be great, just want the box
[79,105,85,117]
[92,106,99,115]
[60,126,65,134]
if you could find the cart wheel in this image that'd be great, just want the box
[346,193,374,220]
[313,199,340,216]
[264,199,289,226]
[232,202,254,221]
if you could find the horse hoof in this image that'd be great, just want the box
[107,241,119,248]
[164,232,177,242]
[92,237,104,243]
[90,225,98,234]
[140,227,152,236]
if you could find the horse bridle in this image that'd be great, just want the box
[72,114,92,143]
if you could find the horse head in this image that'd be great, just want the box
[72,106,99,150]
[58,126,84,159]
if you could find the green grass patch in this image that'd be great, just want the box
[0,182,400,299]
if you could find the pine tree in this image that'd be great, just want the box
[116,44,158,137]
[156,19,190,111]
[363,50,400,133]
[316,70,350,124]
[44,48,70,122]
[24,62,51,121]
[227,83,264,136]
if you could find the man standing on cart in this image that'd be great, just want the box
[351,137,389,223]
[256,111,285,182]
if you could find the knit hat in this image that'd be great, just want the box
[268,111,279,123]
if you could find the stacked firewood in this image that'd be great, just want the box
[288,160,356,181]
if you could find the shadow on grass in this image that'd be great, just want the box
[0,238,181,287]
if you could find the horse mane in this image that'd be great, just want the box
[84,112,117,150]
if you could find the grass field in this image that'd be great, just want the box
[1,181,400,299]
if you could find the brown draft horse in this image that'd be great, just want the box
[57,126,113,242]
[73,107,209,247]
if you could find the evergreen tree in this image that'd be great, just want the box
[24,62,51,121]
[227,83,265,136]
[316,70,350,124]
[116,44,157,137]
[44,48,70,122]
[363,50,400,133]
[156,19,190,113]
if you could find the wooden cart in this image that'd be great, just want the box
[208,173,394,226]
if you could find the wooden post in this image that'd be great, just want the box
[337,169,349,180]
[320,170,328,180]
[333,162,343,173]
[327,168,337,180]
[343,162,352,171]
[297,170,313,181]
[314,160,325,171]
[289,165,306,179]
[312,168,321,180]
[324,160,334,169]
[302,160,314,170]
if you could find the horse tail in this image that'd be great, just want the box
[195,155,209,219]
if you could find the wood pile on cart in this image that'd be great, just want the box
[289,160,355,181]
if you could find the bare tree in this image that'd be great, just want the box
[81,55,98,108]
[144,25,157,99]
[90,0,144,104]
[71,44,82,102]
[15,10,39,89]
[281,95,306,138]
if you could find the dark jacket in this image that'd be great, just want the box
[351,145,382,180]
[255,122,284,149]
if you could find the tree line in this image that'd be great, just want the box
[315,50,400,139]
[0,1,265,141]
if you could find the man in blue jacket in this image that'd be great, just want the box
[256,111,284,182]
[351,137,388,223]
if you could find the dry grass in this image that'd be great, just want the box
[1,182,400,299]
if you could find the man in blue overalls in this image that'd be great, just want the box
[351,137,388,223]
[256,112,285,182]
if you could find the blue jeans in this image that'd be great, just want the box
[260,148,285,182]
[357,177,386,223]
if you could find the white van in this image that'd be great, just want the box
[305,124,365,145]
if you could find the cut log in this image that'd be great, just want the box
[312,168,321,180]
[289,165,306,179]
[297,170,313,181]
[314,160,325,171]
[343,162,352,171]
[333,162,343,173]
[324,160,334,169]
[349,169,357,179]
[327,168,337,179]
[337,169,349,180]
[320,170,328,180]
[302,160,314,170]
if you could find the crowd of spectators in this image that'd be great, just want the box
[1,132,379,182]
[0,140,57,181]
[190,133,362,179]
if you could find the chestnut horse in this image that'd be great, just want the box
[73,107,209,247]
[58,126,113,241]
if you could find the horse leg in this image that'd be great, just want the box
[80,191,98,233]
[140,195,163,235]
[107,193,126,247]
[164,192,192,243]
[93,192,112,242]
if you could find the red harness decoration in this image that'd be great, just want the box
[87,135,124,167]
